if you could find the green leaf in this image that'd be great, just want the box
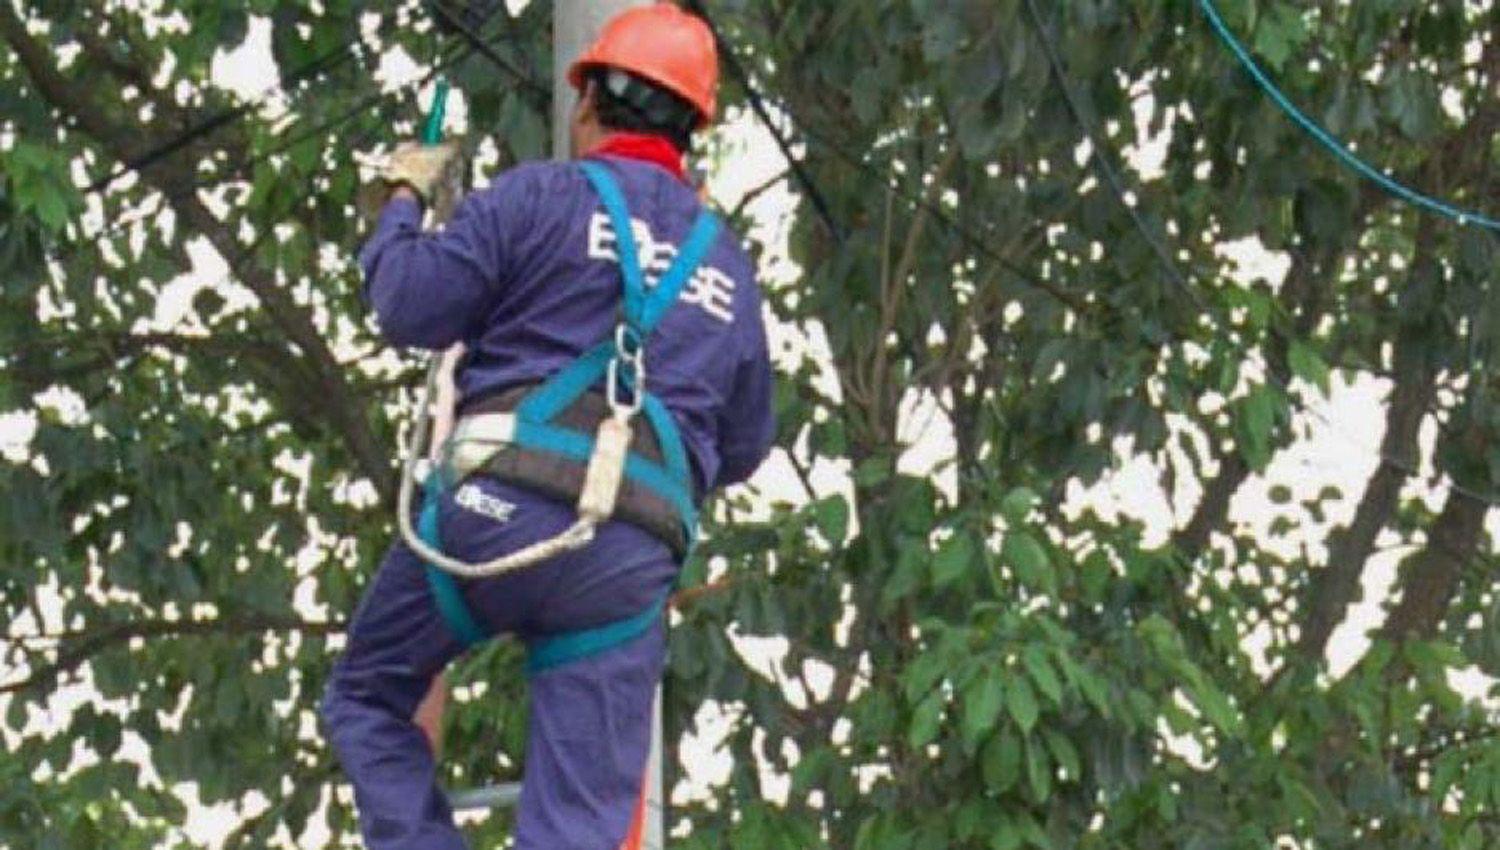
[904,646,949,703]
[981,729,1023,792]
[988,817,1022,850]
[1006,676,1040,733]
[811,495,850,545]
[1043,729,1081,782]
[1022,646,1063,705]
[1186,675,1243,737]
[1233,384,1279,471]
[960,666,1005,749]
[999,487,1039,524]
[932,529,977,588]
[33,191,68,232]
[1002,530,1053,594]
[1024,735,1052,802]
[1288,340,1332,395]
[908,691,945,749]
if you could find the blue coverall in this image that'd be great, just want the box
[322,148,774,849]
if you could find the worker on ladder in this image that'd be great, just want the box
[321,5,773,849]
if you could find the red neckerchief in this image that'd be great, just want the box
[586,132,687,182]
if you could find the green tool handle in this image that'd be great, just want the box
[420,77,450,145]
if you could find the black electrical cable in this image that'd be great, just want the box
[680,1,1084,305]
[427,0,549,102]
[682,0,844,243]
[82,33,369,196]
[1018,0,1500,509]
[233,43,469,179]
[680,1,1500,511]
[1019,0,1202,309]
[62,41,475,259]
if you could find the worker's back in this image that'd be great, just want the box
[364,153,773,496]
[331,8,769,848]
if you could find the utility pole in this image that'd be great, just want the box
[552,5,663,847]
[553,0,648,158]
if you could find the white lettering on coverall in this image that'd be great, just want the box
[587,213,736,324]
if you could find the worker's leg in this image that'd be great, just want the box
[513,620,666,850]
[320,543,477,850]
[414,672,448,757]
[324,476,674,850]
[433,479,676,849]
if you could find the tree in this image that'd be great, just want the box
[2,1,1498,849]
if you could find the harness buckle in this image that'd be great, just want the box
[607,323,646,416]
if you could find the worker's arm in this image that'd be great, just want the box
[713,294,776,489]
[358,179,521,349]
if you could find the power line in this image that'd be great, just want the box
[1198,0,1500,232]
[231,43,469,180]
[681,0,844,243]
[82,32,369,196]
[685,3,1086,305]
[679,1,1500,511]
[63,49,462,257]
[1019,0,1500,510]
[426,0,549,102]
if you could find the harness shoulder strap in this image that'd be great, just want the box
[578,160,648,327]
[578,159,724,337]
[518,161,721,429]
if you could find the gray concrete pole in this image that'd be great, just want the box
[552,4,664,847]
[552,0,649,159]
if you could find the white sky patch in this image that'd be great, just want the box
[210,16,276,102]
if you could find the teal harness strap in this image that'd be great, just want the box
[579,160,650,326]
[640,211,722,331]
[420,477,489,648]
[511,418,698,524]
[642,395,697,545]
[515,161,720,533]
[419,159,719,668]
[526,593,668,675]
[515,341,614,424]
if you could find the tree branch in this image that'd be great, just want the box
[1293,198,1457,663]
[1172,248,1326,560]
[2,7,396,503]
[1296,334,1434,659]
[2,613,345,695]
[1381,474,1490,642]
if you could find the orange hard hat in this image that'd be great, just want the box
[567,3,719,127]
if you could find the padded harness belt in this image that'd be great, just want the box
[409,160,720,669]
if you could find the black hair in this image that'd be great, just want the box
[588,67,699,153]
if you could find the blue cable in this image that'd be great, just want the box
[1199,0,1500,232]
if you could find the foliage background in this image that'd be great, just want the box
[2,1,1498,848]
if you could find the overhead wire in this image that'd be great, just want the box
[1198,0,1500,232]
[676,1,1500,511]
[1018,0,1500,509]
[82,31,369,195]
[681,0,843,242]
[686,2,1087,309]
[59,7,534,268]
[62,46,466,259]
[427,0,549,102]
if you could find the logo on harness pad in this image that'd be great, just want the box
[454,483,517,524]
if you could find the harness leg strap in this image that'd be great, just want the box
[526,593,668,676]
[418,480,490,647]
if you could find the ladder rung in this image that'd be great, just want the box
[448,782,522,811]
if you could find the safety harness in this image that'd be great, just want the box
[396,159,720,671]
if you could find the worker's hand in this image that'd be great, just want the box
[383,140,465,219]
